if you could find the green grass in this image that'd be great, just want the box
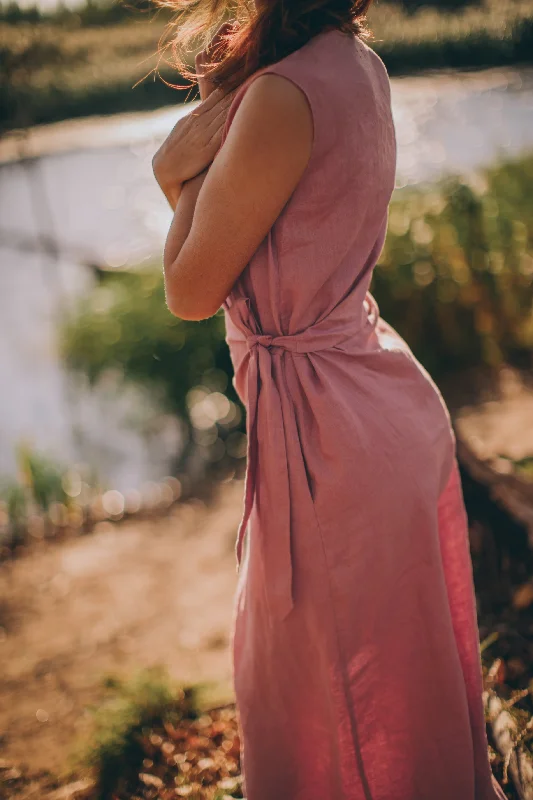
[69,667,242,800]
[0,442,105,554]
[1,0,532,133]
[70,668,202,799]
[0,444,73,549]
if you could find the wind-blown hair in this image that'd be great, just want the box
[156,0,375,92]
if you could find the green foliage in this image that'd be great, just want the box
[72,667,200,800]
[61,269,244,475]
[0,444,72,547]
[0,444,107,555]
[1,0,532,132]
[1,481,28,544]
[17,442,68,511]
[61,269,235,421]
[374,153,533,377]
[496,454,533,479]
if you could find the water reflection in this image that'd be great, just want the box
[393,67,533,187]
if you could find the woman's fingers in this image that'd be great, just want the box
[195,90,234,132]
[153,79,236,193]
[204,94,235,139]
[206,20,234,55]
[164,90,232,156]
[195,85,228,115]
[195,50,213,99]
[197,77,236,113]
[206,125,224,155]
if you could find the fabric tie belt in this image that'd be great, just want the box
[225,293,379,624]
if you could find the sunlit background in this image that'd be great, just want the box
[1,1,533,798]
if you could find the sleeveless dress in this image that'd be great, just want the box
[219,28,507,800]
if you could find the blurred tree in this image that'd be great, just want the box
[61,269,243,476]
[374,155,533,375]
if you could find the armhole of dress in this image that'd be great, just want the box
[219,65,320,164]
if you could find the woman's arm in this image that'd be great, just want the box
[162,72,314,321]
[163,168,209,276]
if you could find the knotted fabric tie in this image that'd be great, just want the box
[227,294,379,624]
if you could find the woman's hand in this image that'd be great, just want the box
[162,73,313,320]
[152,86,235,210]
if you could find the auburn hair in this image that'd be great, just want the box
[156,0,375,93]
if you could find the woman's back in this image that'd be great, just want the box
[223,28,397,336]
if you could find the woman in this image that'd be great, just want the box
[152,2,507,797]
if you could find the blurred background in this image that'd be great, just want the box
[1,0,533,798]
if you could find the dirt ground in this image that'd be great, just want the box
[0,478,243,783]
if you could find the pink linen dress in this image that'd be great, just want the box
[219,27,507,800]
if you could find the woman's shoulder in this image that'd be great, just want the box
[264,28,391,112]
[219,58,318,158]
[221,28,391,156]
[227,32,343,122]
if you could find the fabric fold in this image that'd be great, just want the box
[225,293,379,623]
